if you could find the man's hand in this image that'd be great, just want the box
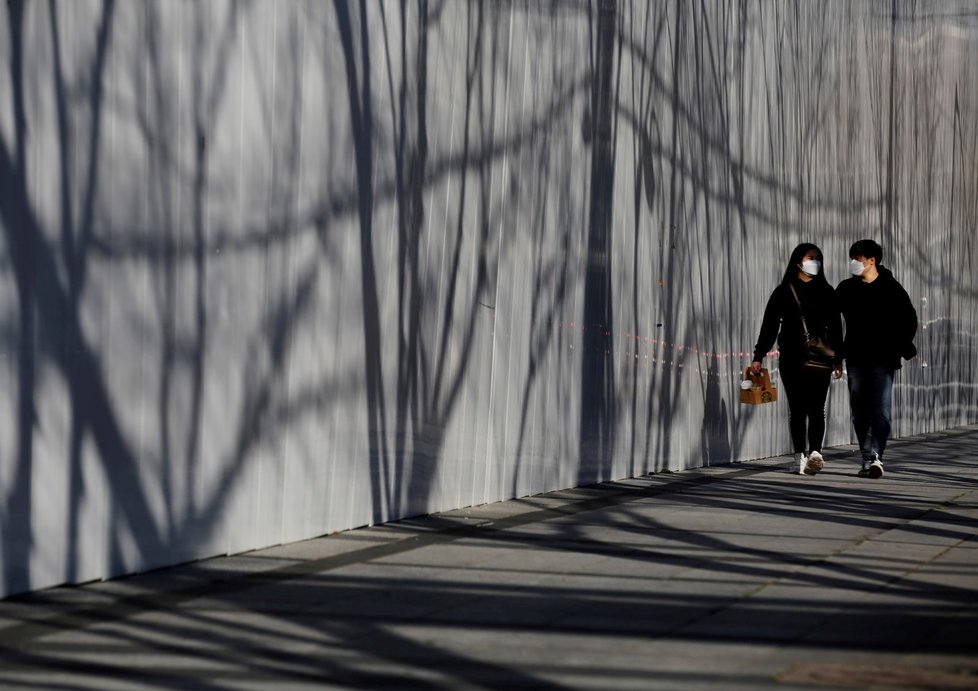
[750,361,762,375]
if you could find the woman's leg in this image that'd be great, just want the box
[804,368,832,453]
[778,364,807,454]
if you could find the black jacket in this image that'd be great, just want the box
[836,266,917,369]
[752,276,843,368]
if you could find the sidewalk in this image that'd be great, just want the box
[1,426,977,690]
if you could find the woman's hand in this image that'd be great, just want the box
[833,365,844,380]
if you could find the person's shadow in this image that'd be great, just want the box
[701,357,731,466]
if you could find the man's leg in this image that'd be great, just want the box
[869,366,895,459]
[847,364,875,462]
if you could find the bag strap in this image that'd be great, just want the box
[787,282,814,339]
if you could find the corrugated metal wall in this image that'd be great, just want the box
[1,0,976,598]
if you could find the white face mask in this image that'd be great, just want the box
[801,259,821,277]
[850,258,866,276]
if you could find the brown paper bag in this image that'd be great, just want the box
[739,367,778,405]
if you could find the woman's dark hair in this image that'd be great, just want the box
[849,239,882,264]
[781,243,828,286]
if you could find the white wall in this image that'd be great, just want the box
[1,0,976,598]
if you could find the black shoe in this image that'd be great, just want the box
[858,457,875,477]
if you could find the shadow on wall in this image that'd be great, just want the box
[702,356,731,466]
[0,0,597,597]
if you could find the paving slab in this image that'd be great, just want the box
[1,426,977,689]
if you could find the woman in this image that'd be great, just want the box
[751,243,843,475]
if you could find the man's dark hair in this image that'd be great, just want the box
[849,239,882,264]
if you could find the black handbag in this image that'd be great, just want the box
[788,283,836,372]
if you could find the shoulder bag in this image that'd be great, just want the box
[788,283,836,372]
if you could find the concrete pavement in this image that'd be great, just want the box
[1,426,977,690]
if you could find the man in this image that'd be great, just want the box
[836,240,918,478]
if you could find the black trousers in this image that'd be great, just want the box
[778,363,832,454]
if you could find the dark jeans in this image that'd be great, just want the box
[846,364,894,461]
[778,364,832,454]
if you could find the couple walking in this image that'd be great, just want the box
[751,240,918,478]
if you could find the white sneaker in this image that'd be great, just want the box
[868,459,884,479]
[795,453,808,475]
[805,450,824,475]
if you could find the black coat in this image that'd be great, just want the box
[752,276,843,368]
[836,266,918,369]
